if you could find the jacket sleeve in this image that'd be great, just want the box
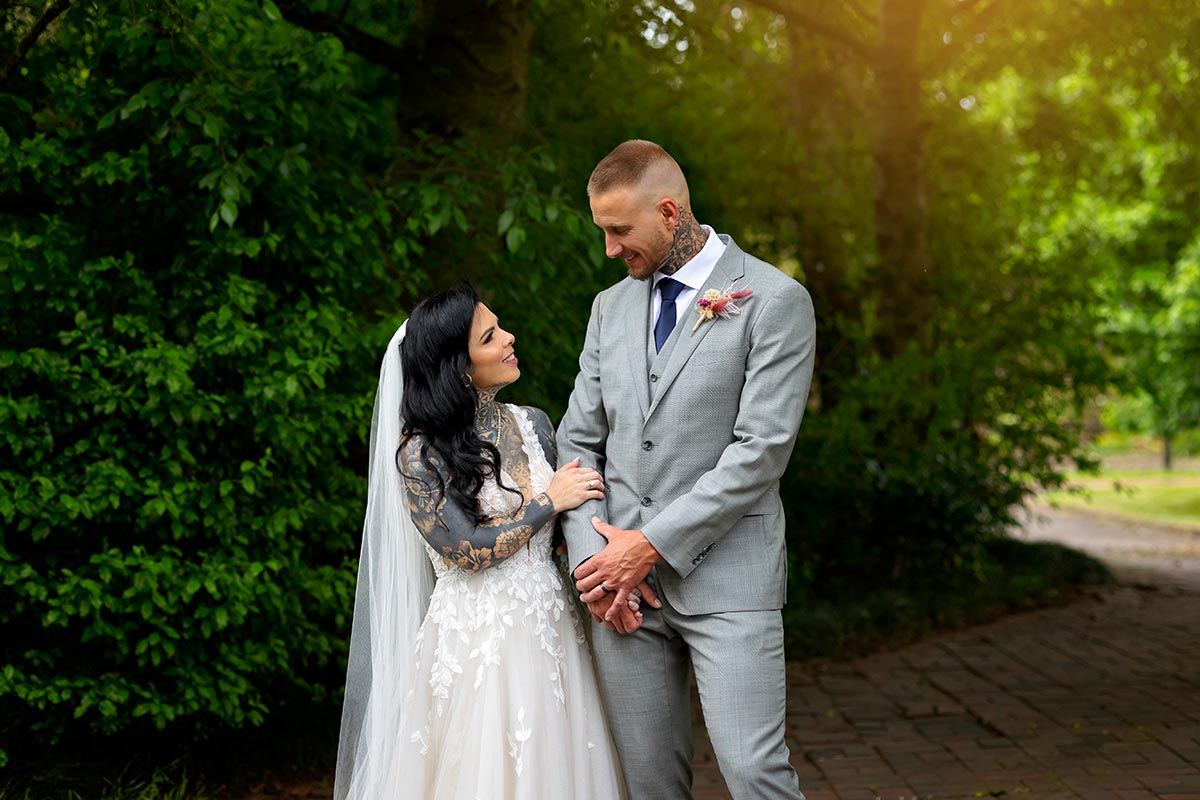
[640,280,816,578]
[399,436,555,574]
[555,293,612,576]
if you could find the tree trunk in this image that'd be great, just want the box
[782,25,858,408]
[872,0,932,357]
[1163,433,1173,471]
[399,0,532,145]
[276,0,533,160]
[385,0,534,293]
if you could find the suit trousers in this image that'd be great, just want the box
[587,575,805,800]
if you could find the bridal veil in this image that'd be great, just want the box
[334,322,436,800]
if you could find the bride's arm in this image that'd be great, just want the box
[399,437,554,574]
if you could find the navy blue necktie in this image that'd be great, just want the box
[654,277,686,353]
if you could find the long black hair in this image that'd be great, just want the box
[397,285,520,523]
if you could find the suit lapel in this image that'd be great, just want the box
[623,278,652,420]
[647,238,747,419]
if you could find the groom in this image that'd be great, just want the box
[557,140,815,800]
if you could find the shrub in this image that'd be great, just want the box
[0,2,409,758]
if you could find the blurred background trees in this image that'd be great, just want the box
[2,0,1197,772]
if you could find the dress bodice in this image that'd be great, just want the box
[423,404,557,580]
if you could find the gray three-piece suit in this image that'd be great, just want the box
[557,235,816,799]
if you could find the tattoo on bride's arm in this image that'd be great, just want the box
[413,491,553,574]
[400,439,555,574]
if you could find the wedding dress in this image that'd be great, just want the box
[355,403,624,799]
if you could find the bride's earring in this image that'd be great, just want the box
[461,372,474,389]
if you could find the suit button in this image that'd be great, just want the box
[642,440,653,451]
[641,497,652,507]
[649,374,659,382]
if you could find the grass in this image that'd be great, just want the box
[0,764,214,800]
[1043,469,1200,530]
[782,536,1113,660]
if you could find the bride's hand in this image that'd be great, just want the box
[546,458,605,513]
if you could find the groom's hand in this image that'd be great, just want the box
[583,592,644,634]
[575,517,664,624]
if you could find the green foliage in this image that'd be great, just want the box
[1096,211,1200,449]
[971,18,1200,450]
[376,132,609,417]
[782,537,1112,660]
[1177,428,1200,458]
[783,326,1101,593]
[0,1,413,755]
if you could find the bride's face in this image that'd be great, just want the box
[467,303,519,390]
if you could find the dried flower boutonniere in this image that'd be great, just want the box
[692,283,753,332]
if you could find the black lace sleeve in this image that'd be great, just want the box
[524,406,558,468]
[398,436,556,574]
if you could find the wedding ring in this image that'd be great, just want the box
[600,582,612,593]
[631,587,642,599]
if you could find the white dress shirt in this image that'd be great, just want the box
[649,225,727,344]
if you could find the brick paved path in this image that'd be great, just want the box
[690,509,1200,800]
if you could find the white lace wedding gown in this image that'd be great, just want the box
[394,406,625,799]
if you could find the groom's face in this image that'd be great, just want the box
[590,187,672,281]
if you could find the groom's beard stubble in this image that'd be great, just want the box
[626,229,676,282]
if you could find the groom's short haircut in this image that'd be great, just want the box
[588,140,690,207]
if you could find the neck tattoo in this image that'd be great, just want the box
[474,385,505,438]
[657,207,708,276]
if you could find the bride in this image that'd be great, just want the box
[334,286,641,799]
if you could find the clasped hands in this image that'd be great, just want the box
[573,517,663,634]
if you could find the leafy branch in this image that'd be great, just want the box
[268,0,409,71]
[0,0,71,87]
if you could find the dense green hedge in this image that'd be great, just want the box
[782,331,1105,597]
[0,3,408,760]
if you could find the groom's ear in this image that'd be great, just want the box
[657,198,680,228]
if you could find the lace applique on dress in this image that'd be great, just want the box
[390,405,622,798]
[417,406,582,713]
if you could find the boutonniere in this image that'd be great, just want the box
[692,283,753,332]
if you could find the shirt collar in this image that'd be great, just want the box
[653,225,726,291]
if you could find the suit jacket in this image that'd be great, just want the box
[556,235,816,615]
